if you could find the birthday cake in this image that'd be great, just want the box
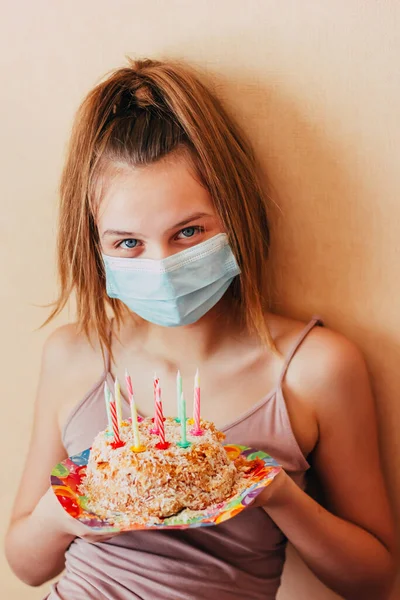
[79,416,246,525]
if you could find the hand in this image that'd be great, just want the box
[32,487,122,543]
[249,469,289,510]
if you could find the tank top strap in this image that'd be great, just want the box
[278,314,324,386]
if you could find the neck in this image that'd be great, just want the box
[124,295,242,368]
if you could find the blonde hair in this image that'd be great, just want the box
[45,56,280,359]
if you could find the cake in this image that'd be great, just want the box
[79,416,247,525]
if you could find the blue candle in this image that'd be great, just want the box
[177,392,191,448]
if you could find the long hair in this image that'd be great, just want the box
[44,56,281,359]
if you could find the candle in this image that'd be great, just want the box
[114,377,123,428]
[130,397,146,453]
[125,369,145,453]
[104,382,113,435]
[125,368,133,397]
[155,385,170,450]
[190,368,203,436]
[177,392,191,448]
[175,370,182,423]
[125,369,144,423]
[150,376,160,434]
[154,372,158,403]
[109,398,125,449]
[130,397,141,447]
[155,385,163,432]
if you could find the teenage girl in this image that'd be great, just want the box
[5,57,395,600]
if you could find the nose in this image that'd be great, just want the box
[152,245,169,260]
[147,242,176,261]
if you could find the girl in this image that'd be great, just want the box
[5,57,395,600]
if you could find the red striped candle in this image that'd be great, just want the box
[157,402,166,445]
[109,399,125,448]
[150,377,160,434]
[114,378,123,428]
[155,389,163,431]
[155,386,170,450]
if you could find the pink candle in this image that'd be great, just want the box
[124,368,145,451]
[194,387,200,429]
[125,369,133,397]
[125,369,143,423]
[125,368,143,423]
[154,374,158,399]
[191,368,203,436]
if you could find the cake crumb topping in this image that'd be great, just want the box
[79,416,250,525]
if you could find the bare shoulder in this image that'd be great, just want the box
[268,313,366,400]
[43,322,101,364]
[264,313,372,455]
[283,319,370,415]
[40,323,105,403]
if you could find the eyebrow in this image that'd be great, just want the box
[102,212,212,238]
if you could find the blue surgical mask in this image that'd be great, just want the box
[102,233,241,327]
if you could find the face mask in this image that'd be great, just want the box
[102,233,241,327]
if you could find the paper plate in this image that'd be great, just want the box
[51,444,281,532]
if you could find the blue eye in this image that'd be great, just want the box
[177,226,205,239]
[181,227,196,237]
[120,239,138,249]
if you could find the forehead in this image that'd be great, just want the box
[96,155,212,217]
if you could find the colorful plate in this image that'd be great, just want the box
[51,444,281,532]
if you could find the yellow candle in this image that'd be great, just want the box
[130,396,141,448]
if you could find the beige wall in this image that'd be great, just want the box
[1,1,399,598]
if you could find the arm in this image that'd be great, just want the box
[4,325,112,586]
[6,492,75,586]
[5,328,76,585]
[257,331,396,600]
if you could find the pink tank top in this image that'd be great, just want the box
[45,315,324,600]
